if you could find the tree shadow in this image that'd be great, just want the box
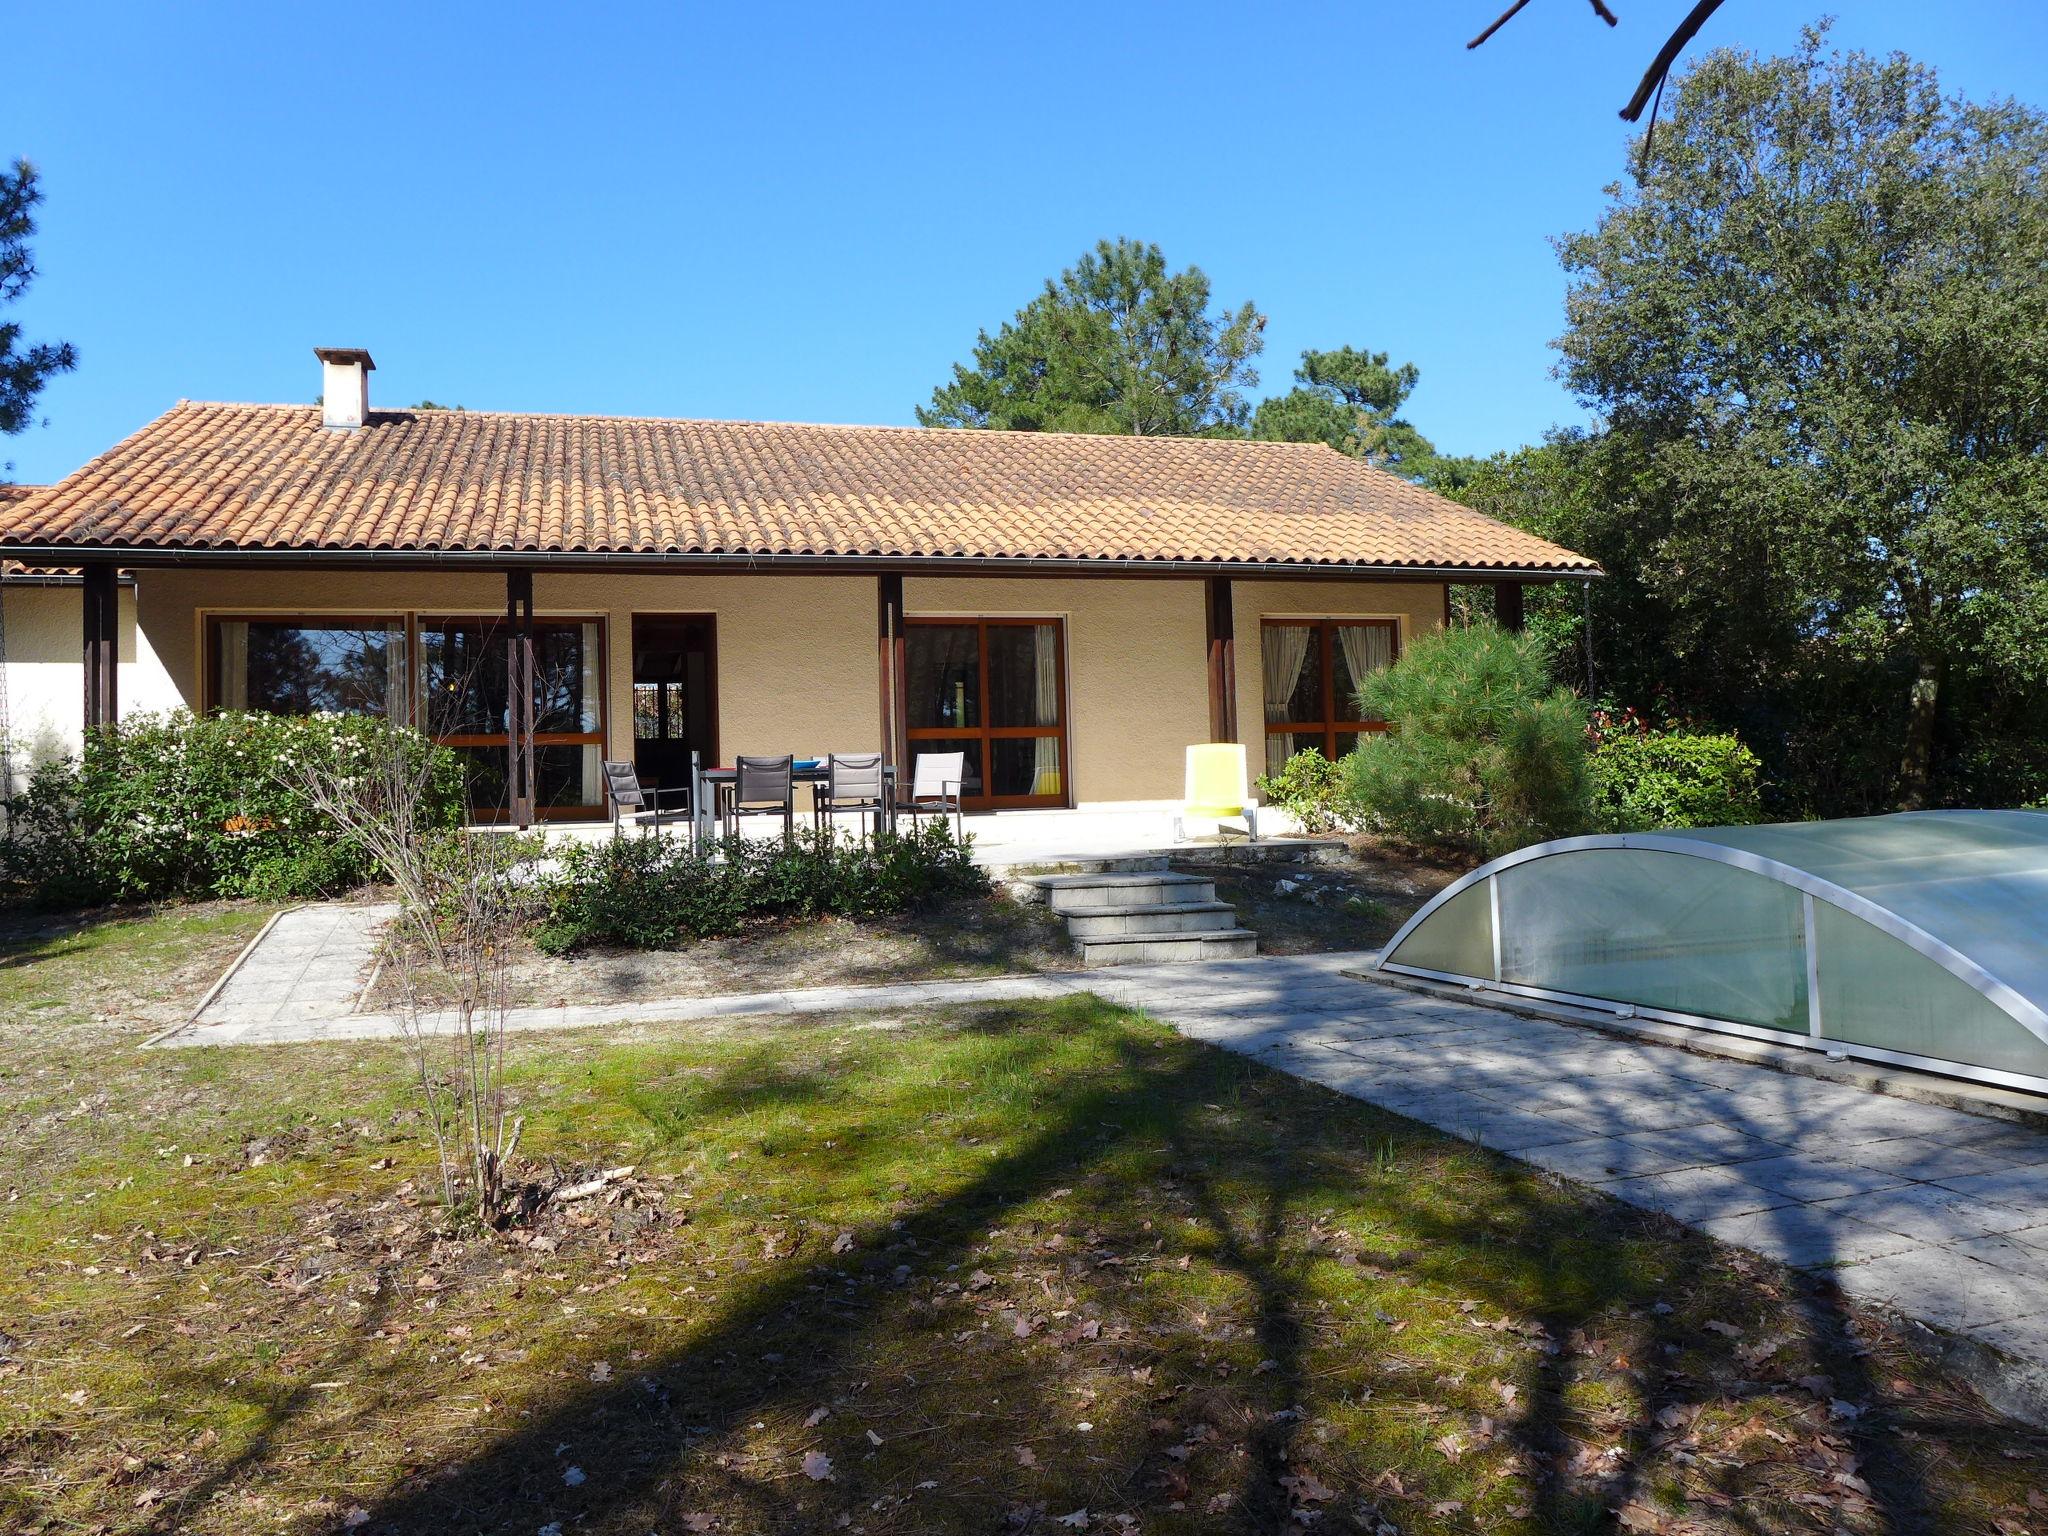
[132,988,2045,1534]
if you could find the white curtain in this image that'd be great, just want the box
[1260,624,1311,724]
[578,622,603,732]
[1032,623,1061,795]
[1335,625,1394,719]
[383,624,409,722]
[218,621,249,709]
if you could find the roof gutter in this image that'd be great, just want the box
[0,545,1602,582]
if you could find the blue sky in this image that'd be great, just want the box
[6,1,2044,483]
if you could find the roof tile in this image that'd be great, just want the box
[0,403,1597,574]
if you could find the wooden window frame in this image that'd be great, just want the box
[1261,617,1400,762]
[905,616,1071,810]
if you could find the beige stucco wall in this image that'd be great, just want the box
[3,567,1449,805]
[1,583,179,792]
[132,568,879,770]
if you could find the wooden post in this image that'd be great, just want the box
[506,570,536,828]
[877,574,909,773]
[1204,574,1237,743]
[81,562,118,733]
[1493,580,1526,633]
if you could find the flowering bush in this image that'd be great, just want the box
[533,820,990,954]
[0,710,465,907]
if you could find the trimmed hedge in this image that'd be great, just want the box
[0,710,465,907]
[533,820,990,954]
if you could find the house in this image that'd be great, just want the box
[0,349,1597,821]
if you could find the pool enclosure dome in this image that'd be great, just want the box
[1378,810,2048,1094]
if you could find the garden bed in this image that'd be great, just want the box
[366,893,1078,1010]
[6,908,2048,1534]
[1176,839,1470,956]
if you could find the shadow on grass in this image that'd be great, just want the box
[247,998,2018,1532]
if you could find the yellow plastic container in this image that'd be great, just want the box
[1183,742,1250,819]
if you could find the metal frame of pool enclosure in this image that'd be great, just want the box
[1378,811,2048,1097]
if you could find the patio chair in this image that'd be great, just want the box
[601,757,698,846]
[723,754,796,843]
[815,752,887,839]
[893,751,965,841]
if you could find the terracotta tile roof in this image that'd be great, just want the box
[0,403,1596,575]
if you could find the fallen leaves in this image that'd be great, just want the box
[801,1450,834,1482]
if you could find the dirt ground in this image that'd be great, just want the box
[368,892,1082,1010]
[1175,837,1473,955]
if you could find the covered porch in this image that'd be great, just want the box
[56,557,1541,829]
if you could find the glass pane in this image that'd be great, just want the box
[1334,731,1361,760]
[912,737,983,800]
[1332,624,1395,722]
[987,624,1060,728]
[421,620,509,736]
[536,745,601,810]
[633,682,659,740]
[1386,879,1495,979]
[1496,849,1808,1032]
[1261,625,1322,726]
[1264,731,1325,778]
[535,621,600,733]
[449,744,509,815]
[218,620,402,717]
[1814,903,2048,1080]
[908,625,980,730]
[990,737,1061,798]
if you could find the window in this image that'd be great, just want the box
[205,611,612,822]
[210,617,407,718]
[419,616,606,818]
[1261,618,1398,776]
[906,618,1067,808]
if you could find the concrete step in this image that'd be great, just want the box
[991,853,1172,879]
[1076,928,1259,966]
[1062,901,1241,938]
[1031,872,1218,912]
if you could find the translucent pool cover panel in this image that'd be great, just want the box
[1383,878,1493,978]
[1813,902,2048,1080]
[1380,811,2048,1090]
[1494,849,1809,1031]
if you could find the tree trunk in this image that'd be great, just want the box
[1897,653,1942,811]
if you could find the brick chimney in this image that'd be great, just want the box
[315,347,375,429]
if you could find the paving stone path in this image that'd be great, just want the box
[178,903,398,1036]
[162,916,2048,1398]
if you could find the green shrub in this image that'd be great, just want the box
[1255,749,1348,835]
[1337,622,1592,859]
[1589,723,1764,830]
[533,819,990,954]
[0,710,465,907]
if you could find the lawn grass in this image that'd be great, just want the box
[4,908,2046,1534]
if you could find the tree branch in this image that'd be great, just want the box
[1619,0,1726,120]
[1468,0,1617,51]
[1466,0,1534,50]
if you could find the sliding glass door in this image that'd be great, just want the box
[906,618,1067,809]
[420,616,606,819]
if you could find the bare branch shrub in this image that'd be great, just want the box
[285,720,540,1227]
